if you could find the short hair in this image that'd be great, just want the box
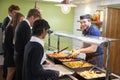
[32,19,50,36]
[80,14,91,20]
[8,4,20,12]
[27,8,42,19]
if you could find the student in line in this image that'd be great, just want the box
[22,19,62,80]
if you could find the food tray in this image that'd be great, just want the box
[54,57,82,64]
[62,60,93,71]
[46,53,70,64]
[73,67,106,80]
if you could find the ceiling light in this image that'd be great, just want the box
[55,0,77,14]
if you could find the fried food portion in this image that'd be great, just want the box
[58,58,75,62]
[65,61,92,68]
[48,53,69,58]
[77,71,106,79]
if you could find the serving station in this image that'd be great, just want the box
[45,32,120,80]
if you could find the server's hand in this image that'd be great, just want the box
[70,49,80,58]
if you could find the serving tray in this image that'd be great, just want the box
[73,67,106,80]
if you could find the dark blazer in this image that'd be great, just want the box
[4,25,14,53]
[1,16,11,79]
[1,16,10,31]
[23,42,59,80]
[15,20,31,54]
[4,25,15,67]
[14,20,31,80]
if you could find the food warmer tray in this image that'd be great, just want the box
[62,60,93,71]
[54,57,83,64]
[73,67,106,80]
[46,53,70,64]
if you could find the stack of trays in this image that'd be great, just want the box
[74,67,106,80]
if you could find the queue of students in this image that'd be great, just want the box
[1,4,62,80]
[1,4,104,80]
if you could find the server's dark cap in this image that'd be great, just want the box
[80,14,91,19]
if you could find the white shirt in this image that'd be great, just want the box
[24,19,32,29]
[8,15,12,20]
[30,36,46,64]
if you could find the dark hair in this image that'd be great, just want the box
[32,19,50,36]
[8,4,20,12]
[80,14,91,19]
[27,8,42,19]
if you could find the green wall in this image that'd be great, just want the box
[0,0,74,50]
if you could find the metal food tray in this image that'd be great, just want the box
[46,54,55,62]
[54,57,82,64]
[62,60,93,71]
[73,67,106,80]
[46,53,70,64]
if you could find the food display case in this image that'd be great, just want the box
[52,32,119,80]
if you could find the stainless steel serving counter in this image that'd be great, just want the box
[44,59,78,80]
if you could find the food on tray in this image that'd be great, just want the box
[58,58,75,62]
[64,61,92,68]
[77,70,106,79]
[47,53,69,58]
[82,63,92,67]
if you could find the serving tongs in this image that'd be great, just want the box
[89,66,95,72]
[54,47,68,53]
[88,66,102,74]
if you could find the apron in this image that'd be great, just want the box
[82,25,104,68]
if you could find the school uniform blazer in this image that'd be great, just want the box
[14,21,31,64]
[22,42,59,80]
[1,16,10,31]
[4,25,14,56]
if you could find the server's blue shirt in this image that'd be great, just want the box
[82,25,104,55]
